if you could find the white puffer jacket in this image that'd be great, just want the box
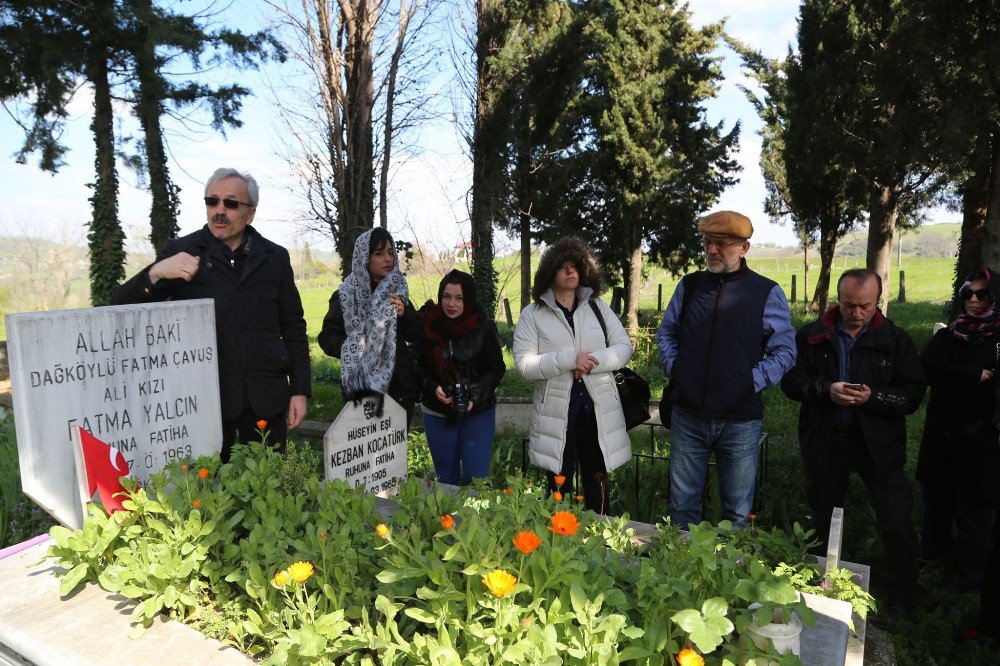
[513,287,634,474]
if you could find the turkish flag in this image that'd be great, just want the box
[78,428,131,514]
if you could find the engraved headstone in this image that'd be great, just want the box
[5,300,222,529]
[324,395,407,496]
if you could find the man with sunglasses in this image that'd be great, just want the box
[112,168,310,462]
[655,210,795,530]
[781,269,926,620]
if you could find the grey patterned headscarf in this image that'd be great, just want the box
[338,229,409,400]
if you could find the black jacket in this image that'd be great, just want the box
[780,307,926,473]
[415,319,505,419]
[111,225,311,421]
[317,291,421,413]
[916,327,1000,492]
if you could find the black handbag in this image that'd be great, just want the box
[588,300,651,430]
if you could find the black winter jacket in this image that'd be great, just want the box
[415,320,506,419]
[916,327,1000,492]
[317,291,421,413]
[780,307,926,474]
[111,225,311,421]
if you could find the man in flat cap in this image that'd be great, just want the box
[655,210,795,529]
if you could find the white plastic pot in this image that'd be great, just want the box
[745,604,802,665]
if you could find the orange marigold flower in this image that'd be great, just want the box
[482,569,517,598]
[512,531,542,554]
[180,464,188,471]
[198,468,209,479]
[554,474,566,487]
[256,419,268,429]
[503,486,513,495]
[441,514,456,530]
[548,510,581,536]
[192,499,202,508]
[575,494,584,502]
[318,530,327,540]
[375,523,390,538]
[748,513,757,521]
[287,561,314,583]
[553,490,563,502]
[677,648,704,666]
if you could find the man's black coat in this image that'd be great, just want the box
[780,307,926,474]
[111,225,311,420]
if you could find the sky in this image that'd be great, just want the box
[0,1,952,258]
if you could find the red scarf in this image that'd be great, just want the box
[419,302,484,384]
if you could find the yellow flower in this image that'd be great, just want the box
[375,523,390,538]
[198,468,209,479]
[441,514,455,530]
[482,569,517,598]
[554,474,566,487]
[287,561,315,583]
[512,531,542,554]
[548,510,581,536]
[273,571,289,587]
[676,648,704,666]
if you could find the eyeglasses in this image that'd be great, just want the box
[961,288,991,301]
[701,236,745,249]
[204,196,253,210]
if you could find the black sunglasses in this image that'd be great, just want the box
[961,288,991,301]
[204,196,252,210]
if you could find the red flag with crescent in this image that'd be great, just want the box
[78,428,131,514]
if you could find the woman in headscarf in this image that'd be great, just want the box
[918,268,1000,591]
[319,228,420,422]
[416,270,505,485]
[512,237,634,514]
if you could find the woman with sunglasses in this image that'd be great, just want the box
[318,228,420,424]
[917,268,1000,591]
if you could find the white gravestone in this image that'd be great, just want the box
[324,395,407,496]
[5,300,222,529]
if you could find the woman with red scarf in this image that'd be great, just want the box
[918,268,1000,591]
[416,270,505,485]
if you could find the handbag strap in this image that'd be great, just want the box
[588,299,611,348]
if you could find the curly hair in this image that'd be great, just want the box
[532,237,605,302]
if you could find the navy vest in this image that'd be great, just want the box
[671,262,776,419]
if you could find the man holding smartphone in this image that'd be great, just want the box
[781,268,926,620]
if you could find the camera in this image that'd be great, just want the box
[445,382,469,418]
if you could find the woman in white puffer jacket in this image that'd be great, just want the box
[513,237,634,514]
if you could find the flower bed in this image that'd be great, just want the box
[46,442,870,665]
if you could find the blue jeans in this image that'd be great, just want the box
[423,407,496,485]
[668,407,762,529]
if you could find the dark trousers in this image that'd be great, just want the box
[920,478,995,589]
[804,426,919,603]
[221,404,287,463]
[547,406,610,514]
[979,490,1000,637]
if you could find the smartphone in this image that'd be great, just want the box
[843,383,863,390]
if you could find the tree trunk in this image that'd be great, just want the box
[811,221,839,313]
[339,0,377,273]
[130,0,179,252]
[952,153,991,317]
[87,42,125,306]
[520,207,531,311]
[379,0,413,229]
[980,131,1000,271]
[625,217,642,336]
[865,181,899,313]
[801,237,809,312]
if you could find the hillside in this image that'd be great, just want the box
[749,222,959,259]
